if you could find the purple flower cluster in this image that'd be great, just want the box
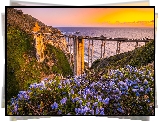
[29,80,46,89]
[60,97,67,105]
[7,65,154,115]
[17,91,30,100]
[51,102,58,109]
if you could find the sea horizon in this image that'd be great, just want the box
[55,26,154,66]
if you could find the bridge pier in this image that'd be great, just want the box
[135,41,138,48]
[116,41,121,54]
[34,33,45,62]
[73,36,85,76]
[67,37,72,65]
[100,40,106,59]
[91,40,94,66]
[103,41,106,58]
[88,39,90,67]
[87,39,94,67]
[101,40,103,59]
[69,38,72,64]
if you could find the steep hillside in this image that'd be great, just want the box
[7,8,57,34]
[7,8,67,53]
[91,40,154,74]
[6,8,155,117]
[7,8,73,100]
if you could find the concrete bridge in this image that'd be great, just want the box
[32,24,152,76]
[61,35,152,76]
[32,23,152,76]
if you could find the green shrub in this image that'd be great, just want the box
[7,64,154,115]
[7,25,72,101]
[45,44,73,77]
[91,40,154,71]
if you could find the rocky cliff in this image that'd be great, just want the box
[7,8,73,100]
[7,8,68,54]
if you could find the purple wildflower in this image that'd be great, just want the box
[51,102,58,109]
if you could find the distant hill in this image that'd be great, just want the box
[7,8,73,100]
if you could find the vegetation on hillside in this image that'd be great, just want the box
[7,8,60,34]
[7,8,67,53]
[7,26,155,115]
[6,8,154,116]
[91,40,154,73]
[7,63,154,115]
[7,25,72,101]
[44,44,73,76]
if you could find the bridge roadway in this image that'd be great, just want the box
[60,34,152,42]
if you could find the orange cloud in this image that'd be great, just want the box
[92,8,154,27]
[18,8,154,27]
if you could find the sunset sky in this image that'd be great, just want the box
[17,8,154,27]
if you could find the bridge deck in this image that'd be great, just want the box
[58,34,153,75]
[61,35,152,42]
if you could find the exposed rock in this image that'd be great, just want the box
[7,8,68,54]
[7,8,72,65]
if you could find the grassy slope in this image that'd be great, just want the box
[91,40,154,72]
[7,25,72,100]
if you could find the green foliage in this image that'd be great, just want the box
[45,44,73,77]
[7,25,72,101]
[7,25,39,100]
[91,40,154,71]
[7,64,154,115]
[129,41,154,67]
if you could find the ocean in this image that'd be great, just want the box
[56,27,154,65]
